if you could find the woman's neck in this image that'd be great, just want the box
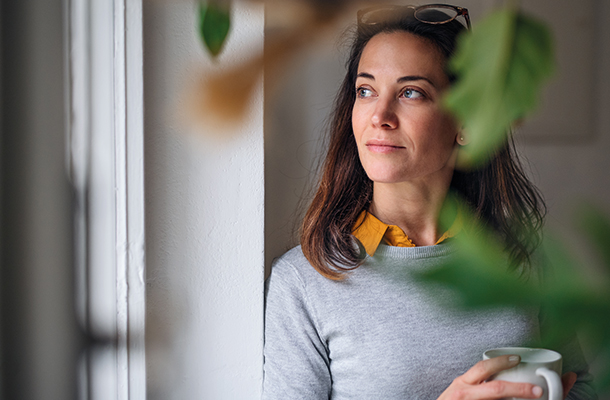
[369,178,451,246]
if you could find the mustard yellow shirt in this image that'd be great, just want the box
[352,210,462,257]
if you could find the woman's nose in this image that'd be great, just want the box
[371,97,398,129]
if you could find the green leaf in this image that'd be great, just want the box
[420,197,610,388]
[199,1,231,57]
[577,204,610,271]
[416,197,541,310]
[444,9,554,163]
[418,196,610,346]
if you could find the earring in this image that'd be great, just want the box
[457,131,468,146]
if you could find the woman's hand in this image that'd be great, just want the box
[437,355,543,400]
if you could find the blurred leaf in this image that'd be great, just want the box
[577,204,610,271]
[187,0,348,130]
[538,232,585,288]
[444,9,554,164]
[419,195,540,310]
[199,1,231,57]
[418,197,610,389]
[595,347,610,392]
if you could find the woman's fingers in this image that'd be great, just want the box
[438,355,545,400]
[439,376,543,400]
[460,355,521,385]
[466,380,543,399]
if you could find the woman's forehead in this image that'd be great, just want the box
[357,31,449,86]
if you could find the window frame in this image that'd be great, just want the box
[69,0,145,398]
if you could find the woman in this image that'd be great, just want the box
[263,4,595,399]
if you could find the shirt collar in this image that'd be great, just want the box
[352,209,463,257]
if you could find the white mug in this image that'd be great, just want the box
[483,347,563,400]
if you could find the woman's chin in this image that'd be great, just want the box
[365,172,410,184]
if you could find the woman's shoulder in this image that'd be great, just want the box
[273,245,308,267]
[268,245,329,287]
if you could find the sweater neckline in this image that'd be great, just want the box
[370,242,457,260]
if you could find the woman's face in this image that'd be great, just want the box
[352,31,459,185]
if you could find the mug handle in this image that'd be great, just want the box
[536,367,562,400]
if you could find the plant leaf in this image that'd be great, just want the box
[444,9,554,164]
[577,204,610,272]
[417,196,610,352]
[416,196,541,310]
[199,1,231,57]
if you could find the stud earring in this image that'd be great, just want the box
[457,131,468,146]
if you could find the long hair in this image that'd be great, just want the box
[301,8,545,280]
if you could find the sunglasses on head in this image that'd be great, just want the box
[357,4,471,30]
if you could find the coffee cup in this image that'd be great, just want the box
[483,347,563,400]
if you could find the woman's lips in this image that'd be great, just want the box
[366,142,405,153]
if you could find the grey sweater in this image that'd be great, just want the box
[263,243,596,399]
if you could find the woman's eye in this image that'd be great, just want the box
[402,89,424,99]
[356,87,374,98]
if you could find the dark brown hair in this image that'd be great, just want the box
[301,8,545,280]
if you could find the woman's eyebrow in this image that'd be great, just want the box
[397,75,436,88]
[356,72,375,80]
[356,72,436,89]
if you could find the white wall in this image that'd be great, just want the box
[144,2,264,398]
